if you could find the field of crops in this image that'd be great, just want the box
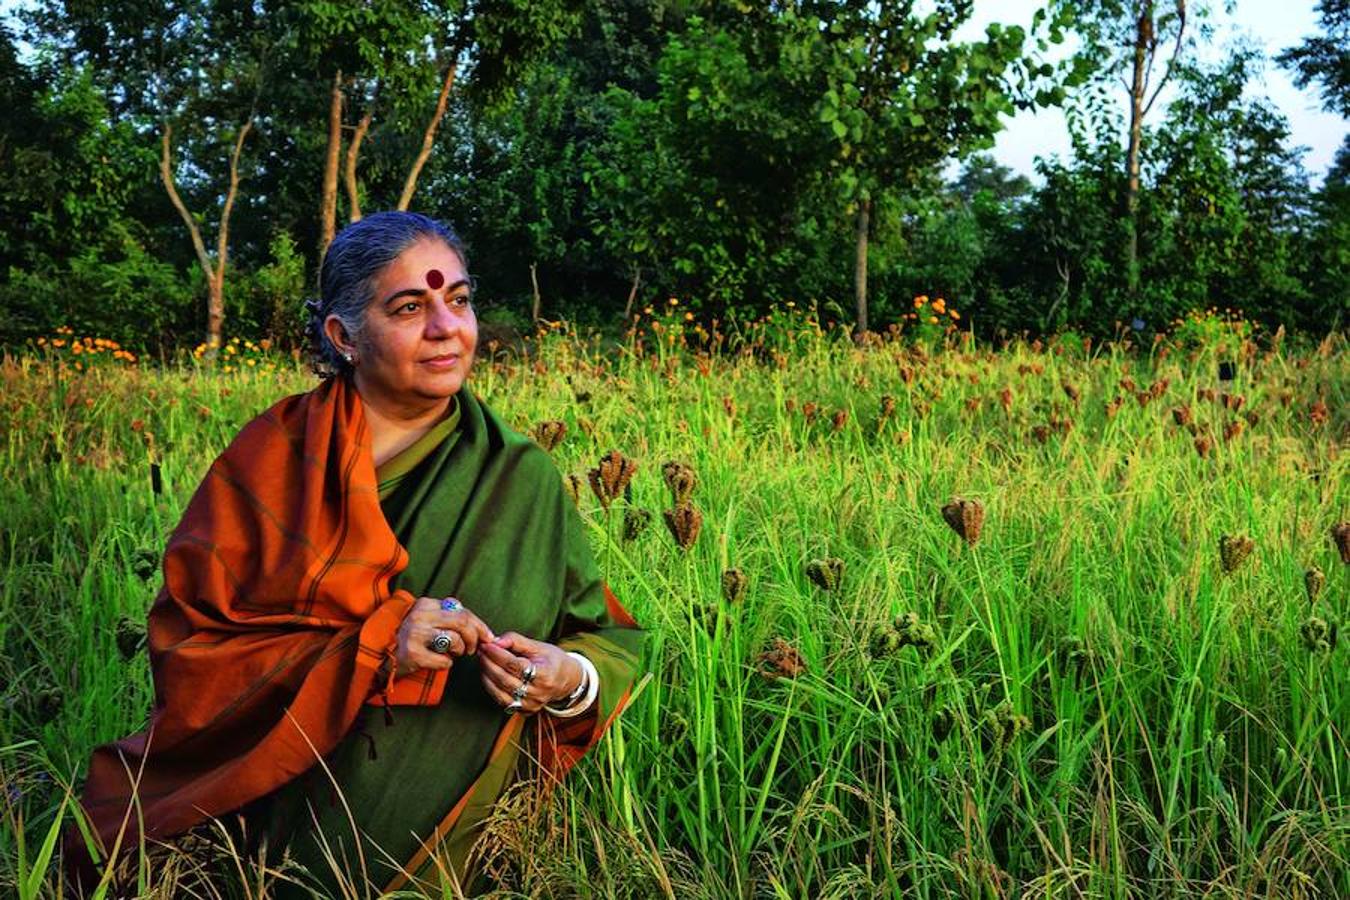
[2,311,1346,898]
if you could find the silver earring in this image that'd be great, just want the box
[342,351,354,365]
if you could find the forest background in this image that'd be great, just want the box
[0,0,1346,353]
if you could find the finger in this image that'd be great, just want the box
[408,644,453,672]
[480,672,518,709]
[480,641,537,679]
[490,631,544,655]
[432,611,495,653]
[480,660,521,695]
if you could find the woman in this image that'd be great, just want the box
[70,212,644,896]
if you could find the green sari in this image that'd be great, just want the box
[247,389,643,897]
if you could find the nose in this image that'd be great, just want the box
[424,295,461,338]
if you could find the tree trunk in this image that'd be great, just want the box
[398,63,457,211]
[623,267,642,320]
[320,70,343,258]
[345,107,373,223]
[853,197,871,337]
[1125,3,1151,297]
[529,262,542,323]
[160,122,252,350]
[209,120,252,349]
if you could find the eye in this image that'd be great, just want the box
[398,300,422,315]
[452,293,472,308]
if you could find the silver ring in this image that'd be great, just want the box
[505,700,524,715]
[428,629,454,655]
[511,683,529,702]
[521,663,537,685]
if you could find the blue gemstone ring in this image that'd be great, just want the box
[441,597,463,612]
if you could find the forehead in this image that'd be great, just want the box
[376,238,466,287]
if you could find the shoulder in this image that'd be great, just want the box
[217,383,329,467]
[465,389,566,491]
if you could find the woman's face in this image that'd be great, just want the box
[332,237,477,416]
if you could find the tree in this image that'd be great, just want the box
[1063,1,1223,297]
[1277,0,1349,117]
[22,0,271,348]
[800,0,1080,335]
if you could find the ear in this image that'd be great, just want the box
[324,315,355,356]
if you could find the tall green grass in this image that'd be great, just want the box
[1,318,1346,897]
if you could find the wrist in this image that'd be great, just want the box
[556,656,585,703]
[546,652,599,718]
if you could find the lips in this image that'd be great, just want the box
[421,353,461,370]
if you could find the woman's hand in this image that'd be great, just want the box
[395,597,495,677]
[478,633,583,715]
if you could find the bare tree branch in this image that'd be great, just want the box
[345,108,373,223]
[397,62,457,211]
[159,125,213,280]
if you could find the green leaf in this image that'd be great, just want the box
[831,118,848,139]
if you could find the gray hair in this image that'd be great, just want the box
[307,211,469,377]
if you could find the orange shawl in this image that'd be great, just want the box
[73,378,441,871]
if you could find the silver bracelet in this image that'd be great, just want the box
[545,652,599,718]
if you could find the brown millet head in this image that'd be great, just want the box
[1332,522,1350,564]
[1194,435,1213,458]
[1172,405,1193,427]
[879,395,897,420]
[1304,566,1325,603]
[1219,534,1255,574]
[1062,381,1080,404]
[529,420,567,452]
[805,557,844,591]
[831,408,849,432]
[721,568,749,605]
[941,497,985,546]
[662,460,697,508]
[663,504,703,551]
[1223,419,1245,443]
[757,637,807,679]
[589,449,638,510]
[562,473,585,507]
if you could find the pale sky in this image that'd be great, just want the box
[960,0,1348,184]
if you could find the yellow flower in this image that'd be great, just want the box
[950,310,961,321]
[927,316,938,324]
[914,296,927,309]
[246,358,257,366]
[668,297,679,306]
[786,301,796,308]
[932,298,946,314]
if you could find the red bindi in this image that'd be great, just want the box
[425,269,445,290]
